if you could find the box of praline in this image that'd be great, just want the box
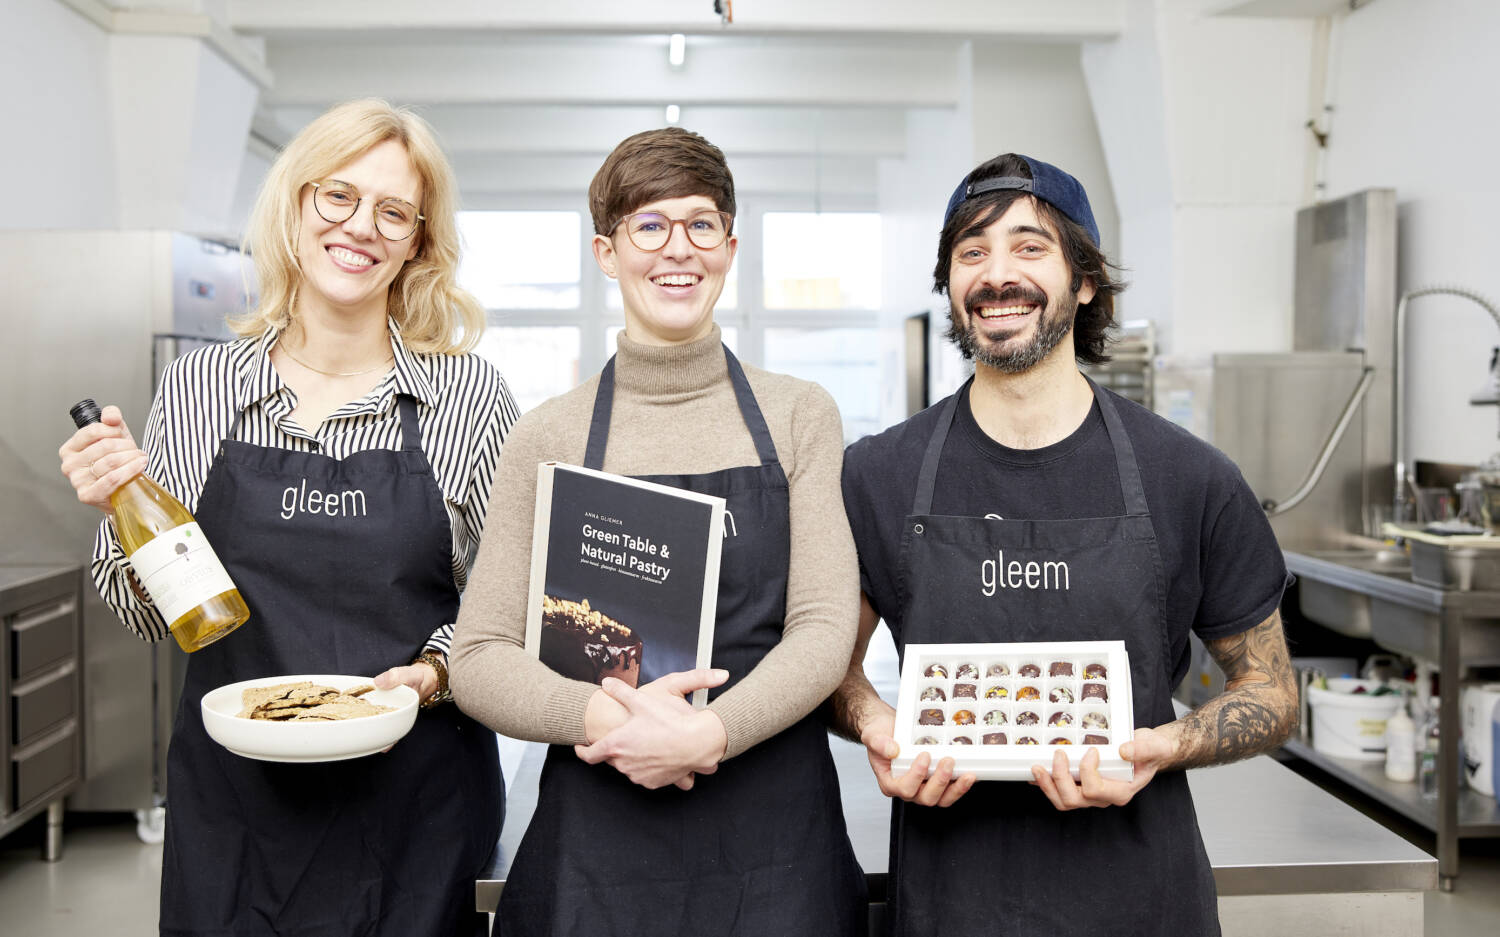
[892,641,1135,782]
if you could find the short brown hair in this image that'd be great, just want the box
[588,128,736,235]
[933,154,1125,365]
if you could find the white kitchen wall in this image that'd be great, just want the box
[0,0,258,237]
[1084,0,1315,358]
[1324,0,1500,468]
[1,0,117,230]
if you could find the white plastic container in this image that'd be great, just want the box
[1384,701,1416,782]
[1461,683,1500,796]
[1306,677,1404,761]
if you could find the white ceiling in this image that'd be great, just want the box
[223,1,1127,206]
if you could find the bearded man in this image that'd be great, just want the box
[830,153,1298,937]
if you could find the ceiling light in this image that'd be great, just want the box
[668,33,686,68]
[665,105,681,125]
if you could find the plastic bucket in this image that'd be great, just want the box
[1461,684,1500,796]
[1307,678,1404,761]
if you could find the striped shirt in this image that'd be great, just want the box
[92,320,521,659]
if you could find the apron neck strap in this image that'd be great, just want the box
[910,375,1148,517]
[394,394,424,452]
[584,344,778,471]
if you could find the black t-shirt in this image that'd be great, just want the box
[842,382,1290,689]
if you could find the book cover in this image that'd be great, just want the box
[524,462,726,708]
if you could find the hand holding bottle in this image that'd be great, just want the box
[58,403,148,514]
[64,399,249,652]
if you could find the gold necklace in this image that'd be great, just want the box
[279,343,394,377]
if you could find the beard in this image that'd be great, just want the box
[946,283,1079,374]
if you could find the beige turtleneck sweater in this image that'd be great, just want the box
[449,325,859,760]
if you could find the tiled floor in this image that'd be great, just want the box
[2,760,1499,935]
[1,796,1498,935]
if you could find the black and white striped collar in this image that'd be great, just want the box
[237,318,443,417]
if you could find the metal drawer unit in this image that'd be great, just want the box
[1,565,84,859]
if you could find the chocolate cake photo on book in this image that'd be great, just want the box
[525,462,725,707]
[538,594,642,687]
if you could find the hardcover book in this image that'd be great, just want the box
[524,462,725,707]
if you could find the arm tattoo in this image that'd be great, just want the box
[1170,611,1298,770]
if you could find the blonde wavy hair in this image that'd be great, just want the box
[232,98,484,354]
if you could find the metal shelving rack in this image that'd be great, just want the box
[1083,319,1155,409]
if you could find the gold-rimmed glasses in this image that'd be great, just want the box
[309,180,424,241]
[610,209,733,252]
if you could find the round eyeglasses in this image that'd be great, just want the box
[610,209,733,252]
[309,180,424,241]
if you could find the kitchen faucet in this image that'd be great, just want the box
[1392,285,1500,526]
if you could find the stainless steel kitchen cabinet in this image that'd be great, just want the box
[1,565,85,859]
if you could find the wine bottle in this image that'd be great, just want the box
[70,399,249,652]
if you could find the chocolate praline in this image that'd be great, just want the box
[918,708,944,726]
[953,683,977,699]
[982,732,1008,745]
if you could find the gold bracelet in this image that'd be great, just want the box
[415,651,451,709]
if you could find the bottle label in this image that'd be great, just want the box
[127,522,238,626]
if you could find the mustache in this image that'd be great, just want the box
[964,284,1048,316]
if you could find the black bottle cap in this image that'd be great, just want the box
[69,398,102,428]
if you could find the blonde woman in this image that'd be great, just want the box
[57,99,517,936]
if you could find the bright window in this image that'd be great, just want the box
[762,212,881,310]
[458,211,580,309]
[473,326,581,414]
[763,327,881,442]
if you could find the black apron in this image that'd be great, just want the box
[888,379,1218,937]
[498,347,866,937]
[160,395,502,937]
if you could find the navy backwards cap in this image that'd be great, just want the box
[942,155,1100,246]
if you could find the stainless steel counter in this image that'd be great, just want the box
[477,735,1435,934]
[1286,548,1500,890]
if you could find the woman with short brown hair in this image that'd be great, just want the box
[451,127,867,935]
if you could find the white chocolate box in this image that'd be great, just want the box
[892,641,1135,782]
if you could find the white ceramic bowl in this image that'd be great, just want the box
[201,674,419,763]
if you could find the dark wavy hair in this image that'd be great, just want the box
[933,155,1125,365]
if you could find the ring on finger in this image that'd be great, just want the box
[89,461,102,479]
